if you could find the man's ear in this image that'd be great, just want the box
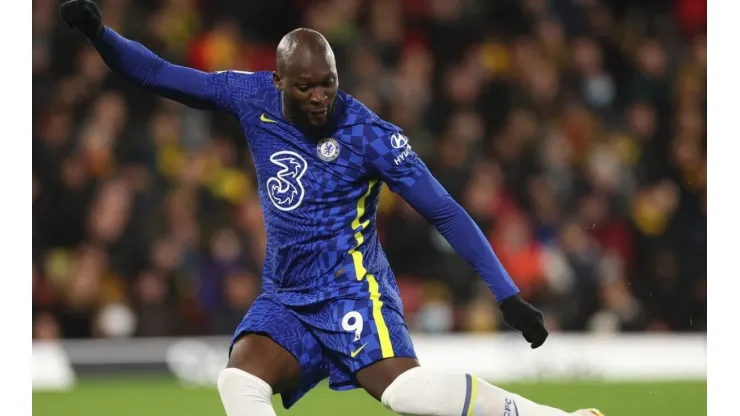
[272,71,283,91]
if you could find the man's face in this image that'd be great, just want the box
[274,60,339,128]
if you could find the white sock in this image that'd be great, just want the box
[217,368,277,416]
[381,367,572,416]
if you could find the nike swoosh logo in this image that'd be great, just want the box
[513,400,519,416]
[260,113,277,123]
[350,343,368,358]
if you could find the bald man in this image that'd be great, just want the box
[61,1,603,416]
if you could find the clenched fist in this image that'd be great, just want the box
[60,0,104,39]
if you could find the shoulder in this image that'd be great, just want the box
[334,91,405,150]
[205,70,274,95]
[211,70,272,84]
[204,70,276,114]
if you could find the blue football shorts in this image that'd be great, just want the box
[229,267,417,409]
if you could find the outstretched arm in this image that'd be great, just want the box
[91,27,218,110]
[365,128,548,348]
[362,129,518,301]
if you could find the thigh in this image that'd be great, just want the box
[228,294,327,406]
[305,272,419,397]
[228,334,301,394]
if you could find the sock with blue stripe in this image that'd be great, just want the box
[381,367,571,415]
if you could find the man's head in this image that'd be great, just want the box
[274,28,339,129]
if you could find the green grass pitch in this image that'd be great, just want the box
[32,377,706,415]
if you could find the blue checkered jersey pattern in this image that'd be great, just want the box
[203,71,427,303]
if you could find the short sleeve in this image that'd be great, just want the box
[203,70,264,114]
[363,126,428,194]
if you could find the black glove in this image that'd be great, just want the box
[498,295,549,349]
[60,0,104,39]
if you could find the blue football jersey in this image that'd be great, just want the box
[204,71,425,304]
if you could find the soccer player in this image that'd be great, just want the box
[60,1,604,415]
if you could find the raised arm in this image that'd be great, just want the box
[92,27,218,110]
[60,0,238,112]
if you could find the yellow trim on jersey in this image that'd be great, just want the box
[349,180,377,281]
[348,180,394,358]
[466,376,479,416]
[367,273,394,358]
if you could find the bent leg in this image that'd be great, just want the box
[339,273,578,416]
[361,361,576,416]
[218,294,325,415]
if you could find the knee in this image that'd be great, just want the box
[218,368,278,416]
[218,368,273,404]
[380,367,427,414]
[381,367,467,416]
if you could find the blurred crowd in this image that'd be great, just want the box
[32,0,706,339]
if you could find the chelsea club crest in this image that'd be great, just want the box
[317,137,340,162]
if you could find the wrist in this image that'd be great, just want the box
[497,293,522,309]
[88,24,105,40]
[493,288,520,305]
